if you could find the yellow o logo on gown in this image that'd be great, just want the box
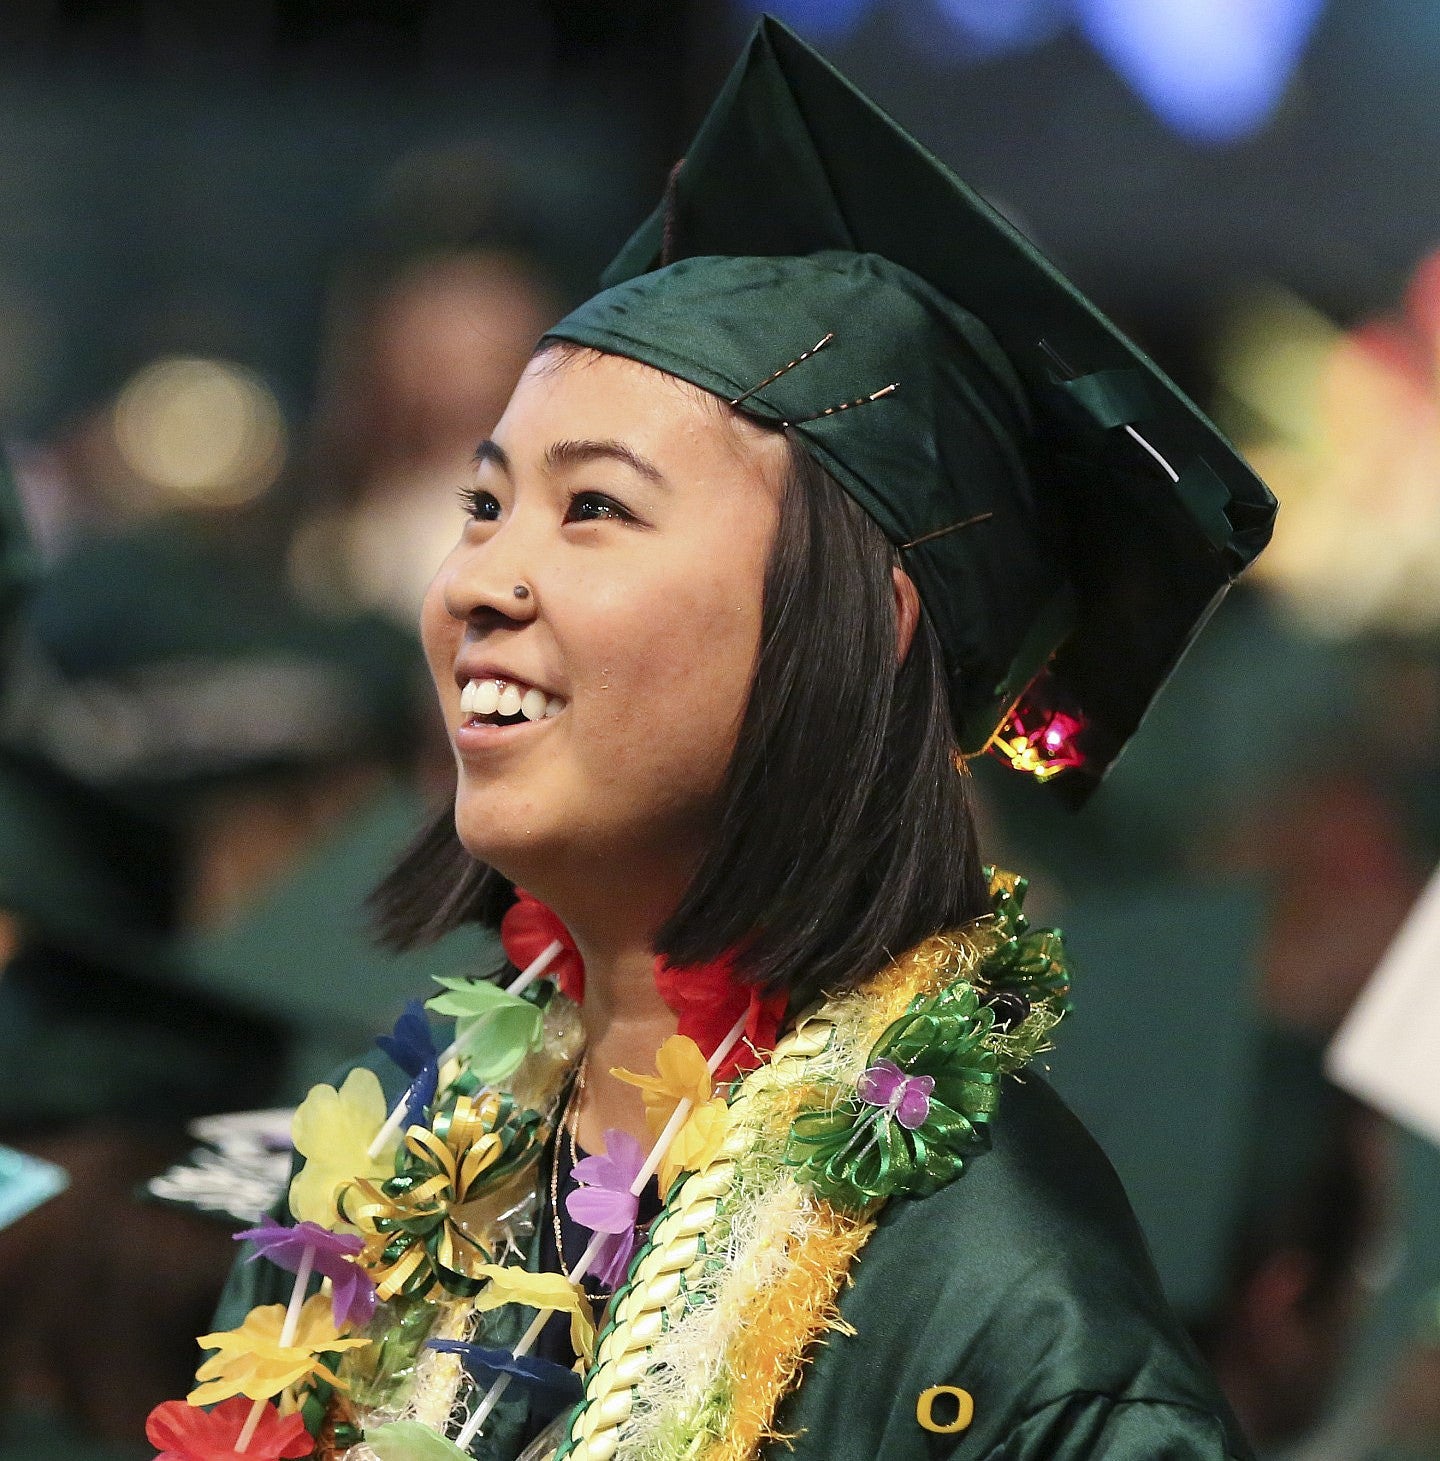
[916,1385,974,1434]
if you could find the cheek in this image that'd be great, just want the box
[573,552,766,790]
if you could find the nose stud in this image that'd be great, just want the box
[513,584,530,600]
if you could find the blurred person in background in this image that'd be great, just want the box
[0,519,436,1454]
[971,250,1440,1456]
[289,154,566,631]
[297,250,562,628]
[0,137,575,1455]
[1190,1033,1387,1455]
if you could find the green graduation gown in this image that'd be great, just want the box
[214,1056,1248,1459]
[772,1073,1250,1459]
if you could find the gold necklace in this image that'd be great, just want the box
[548,1056,588,1284]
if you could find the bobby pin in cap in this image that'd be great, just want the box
[728,331,899,428]
[899,511,994,552]
[728,333,834,408]
[780,381,897,429]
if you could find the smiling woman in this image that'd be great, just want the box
[395,345,983,1016]
[422,350,785,952]
[188,18,1276,1461]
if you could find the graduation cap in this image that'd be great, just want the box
[0,747,178,969]
[546,17,1275,799]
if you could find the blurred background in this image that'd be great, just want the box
[0,1,1436,1457]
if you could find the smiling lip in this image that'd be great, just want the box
[450,666,567,755]
[453,712,556,757]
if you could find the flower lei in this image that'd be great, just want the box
[148,871,1069,1461]
[554,871,1069,1461]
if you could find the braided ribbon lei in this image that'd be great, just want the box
[444,1006,751,1453]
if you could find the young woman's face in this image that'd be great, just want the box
[421,348,787,915]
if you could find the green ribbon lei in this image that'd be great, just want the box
[785,872,1073,1213]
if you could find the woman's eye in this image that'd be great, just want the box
[458,486,501,522]
[565,491,633,524]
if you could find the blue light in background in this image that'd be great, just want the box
[730,0,876,43]
[728,0,1325,144]
[931,0,1068,61]
[1073,0,1327,142]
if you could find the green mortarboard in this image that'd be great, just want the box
[546,17,1276,798]
[0,748,177,969]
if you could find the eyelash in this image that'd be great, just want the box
[456,487,636,525]
[566,491,635,524]
[457,486,500,521]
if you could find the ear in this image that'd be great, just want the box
[893,566,920,664]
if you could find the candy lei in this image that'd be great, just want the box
[148,870,1070,1461]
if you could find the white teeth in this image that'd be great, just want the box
[473,679,500,716]
[462,676,566,721]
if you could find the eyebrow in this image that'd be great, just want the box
[545,438,667,485]
[474,439,511,473]
[472,436,666,486]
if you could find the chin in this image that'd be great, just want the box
[454,814,537,880]
[449,775,523,852]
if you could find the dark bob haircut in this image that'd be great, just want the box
[372,413,990,1007]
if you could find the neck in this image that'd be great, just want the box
[568,914,679,1157]
[517,854,703,1152]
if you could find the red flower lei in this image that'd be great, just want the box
[501,894,785,1080]
[653,952,786,1081]
[501,890,585,1001]
[146,1397,311,1461]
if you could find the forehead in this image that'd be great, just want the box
[494,347,788,486]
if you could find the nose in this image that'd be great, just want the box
[438,523,540,627]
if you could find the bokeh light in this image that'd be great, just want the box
[113,356,286,509]
[1074,0,1326,142]
[1217,269,1440,636]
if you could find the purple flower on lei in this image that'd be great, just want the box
[235,1217,378,1329]
[856,1058,934,1130]
[565,1128,645,1288]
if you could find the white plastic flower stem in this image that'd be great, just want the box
[366,939,566,1161]
[705,1008,751,1076]
[280,1243,317,1345]
[456,1008,751,1447]
[453,1309,549,1447]
[233,1243,317,1453]
[235,1400,265,1453]
[506,938,565,1000]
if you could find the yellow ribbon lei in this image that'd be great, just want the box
[345,1093,511,1301]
